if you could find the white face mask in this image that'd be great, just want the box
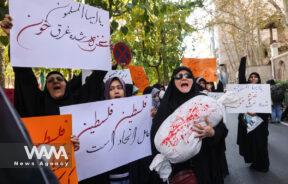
[159,90,165,99]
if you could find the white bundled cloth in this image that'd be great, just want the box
[150,92,240,182]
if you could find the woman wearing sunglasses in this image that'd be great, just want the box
[151,66,228,184]
[237,56,270,172]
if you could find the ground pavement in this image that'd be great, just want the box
[224,114,288,184]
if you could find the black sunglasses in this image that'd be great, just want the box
[174,73,193,80]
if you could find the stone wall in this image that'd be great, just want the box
[246,65,273,83]
[271,52,288,80]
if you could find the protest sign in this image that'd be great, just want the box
[0,87,57,183]
[103,69,133,84]
[182,58,217,82]
[82,69,132,85]
[128,65,149,92]
[9,0,111,70]
[226,84,272,113]
[22,115,78,184]
[60,95,152,181]
[207,92,224,100]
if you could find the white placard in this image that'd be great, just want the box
[103,69,133,84]
[81,69,132,85]
[9,0,111,70]
[226,84,272,113]
[60,95,152,181]
[207,92,224,100]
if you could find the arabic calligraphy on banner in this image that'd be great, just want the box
[225,84,272,113]
[22,115,78,184]
[103,69,133,84]
[9,0,111,70]
[182,58,217,82]
[60,95,152,181]
[127,65,149,93]
[81,69,133,85]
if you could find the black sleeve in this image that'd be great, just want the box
[238,56,247,84]
[75,70,108,103]
[204,121,228,147]
[125,84,134,97]
[67,73,82,94]
[256,113,270,122]
[216,81,224,92]
[13,67,43,117]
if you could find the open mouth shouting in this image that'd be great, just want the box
[174,71,193,93]
[46,74,66,100]
[179,81,191,93]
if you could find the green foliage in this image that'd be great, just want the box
[277,80,288,90]
[0,0,8,20]
[120,26,129,35]
[111,20,119,31]
[83,0,203,84]
[1,0,203,87]
[0,36,8,46]
[0,1,8,46]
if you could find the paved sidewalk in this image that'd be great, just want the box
[224,114,288,184]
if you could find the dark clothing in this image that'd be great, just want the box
[282,105,288,121]
[14,67,74,117]
[212,81,224,92]
[271,85,285,104]
[237,57,270,172]
[151,66,228,184]
[14,67,106,117]
[13,67,108,184]
[76,70,107,104]
[237,114,270,171]
[0,87,58,184]
[209,79,229,177]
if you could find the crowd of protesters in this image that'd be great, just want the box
[2,13,288,184]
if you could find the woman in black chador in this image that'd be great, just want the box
[13,67,106,117]
[151,66,228,184]
[237,56,270,172]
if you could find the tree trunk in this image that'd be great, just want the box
[161,29,169,85]
[156,66,161,84]
[284,0,288,25]
[0,46,5,88]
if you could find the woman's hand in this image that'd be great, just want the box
[0,14,13,36]
[71,135,80,151]
[247,112,256,116]
[151,107,157,118]
[193,117,215,139]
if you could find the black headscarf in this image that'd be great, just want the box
[143,86,153,94]
[13,67,76,117]
[247,72,261,84]
[151,66,201,154]
[46,71,65,80]
[43,71,74,115]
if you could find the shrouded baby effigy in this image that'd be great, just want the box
[150,92,239,181]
